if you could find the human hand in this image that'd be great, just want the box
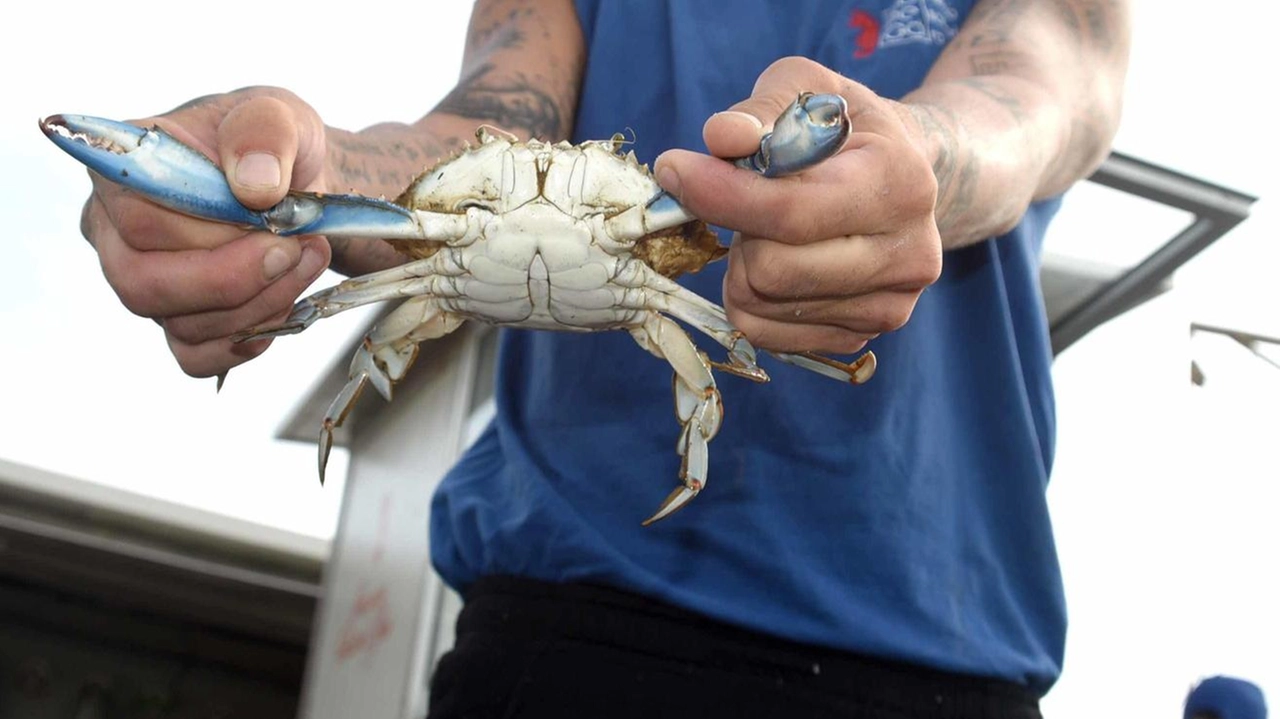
[79,87,333,379]
[653,57,942,355]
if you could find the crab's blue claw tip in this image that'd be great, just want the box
[733,92,851,178]
[40,114,148,179]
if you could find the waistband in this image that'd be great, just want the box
[459,576,1042,719]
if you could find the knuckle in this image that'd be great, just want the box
[108,280,149,318]
[924,248,943,285]
[903,165,939,215]
[724,306,771,345]
[235,85,304,107]
[885,227,942,291]
[99,256,155,318]
[723,302,755,332]
[895,241,942,291]
[110,197,164,247]
[742,250,796,298]
[870,295,919,334]
[165,336,211,378]
[79,196,102,244]
[722,270,761,313]
[162,314,212,345]
[167,334,263,379]
[872,307,909,334]
[914,235,944,287]
[830,333,872,355]
[804,325,870,355]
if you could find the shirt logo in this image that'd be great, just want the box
[849,0,960,58]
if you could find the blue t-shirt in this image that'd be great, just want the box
[431,0,1066,692]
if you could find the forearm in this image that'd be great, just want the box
[319,0,584,275]
[903,0,1130,248]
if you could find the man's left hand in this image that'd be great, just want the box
[654,57,942,355]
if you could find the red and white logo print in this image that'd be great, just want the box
[849,0,960,59]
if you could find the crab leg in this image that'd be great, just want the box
[639,267,878,385]
[621,265,768,382]
[772,350,878,385]
[39,114,469,243]
[606,92,852,238]
[316,295,465,483]
[629,313,724,525]
[231,255,450,341]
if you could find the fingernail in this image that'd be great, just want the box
[236,152,282,189]
[714,111,764,131]
[262,244,294,281]
[656,164,682,198]
[296,243,327,281]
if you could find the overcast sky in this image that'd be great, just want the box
[2,1,1276,716]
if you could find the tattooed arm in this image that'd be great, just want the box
[905,0,1131,248]
[324,0,585,276]
[77,0,584,377]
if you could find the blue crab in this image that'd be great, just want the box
[41,93,876,524]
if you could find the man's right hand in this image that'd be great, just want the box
[79,88,333,378]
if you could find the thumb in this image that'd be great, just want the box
[216,93,328,210]
[701,110,766,161]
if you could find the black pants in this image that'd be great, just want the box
[427,577,1042,719]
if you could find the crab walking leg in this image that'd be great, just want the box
[316,296,464,483]
[639,277,768,383]
[613,261,766,381]
[658,289,877,384]
[232,256,448,341]
[772,350,878,384]
[629,313,724,525]
[639,271,878,385]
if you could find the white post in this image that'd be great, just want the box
[294,324,492,719]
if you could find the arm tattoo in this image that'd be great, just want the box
[330,131,450,192]
[957,76,1028,124]
[911,104,978,229]
[1081,1,1122,54]
[466,4,531,54]
[437,63,564,141]
[333,0,578,194]
[968,0,1119,55]
[437,0,574,141]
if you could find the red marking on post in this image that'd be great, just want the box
[336,584,394,660]
[335,491,398,660]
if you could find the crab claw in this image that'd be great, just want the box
[38,114,449,241]
[618,92,852,237]
[734,92,851,178]
[42,114,264,227]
